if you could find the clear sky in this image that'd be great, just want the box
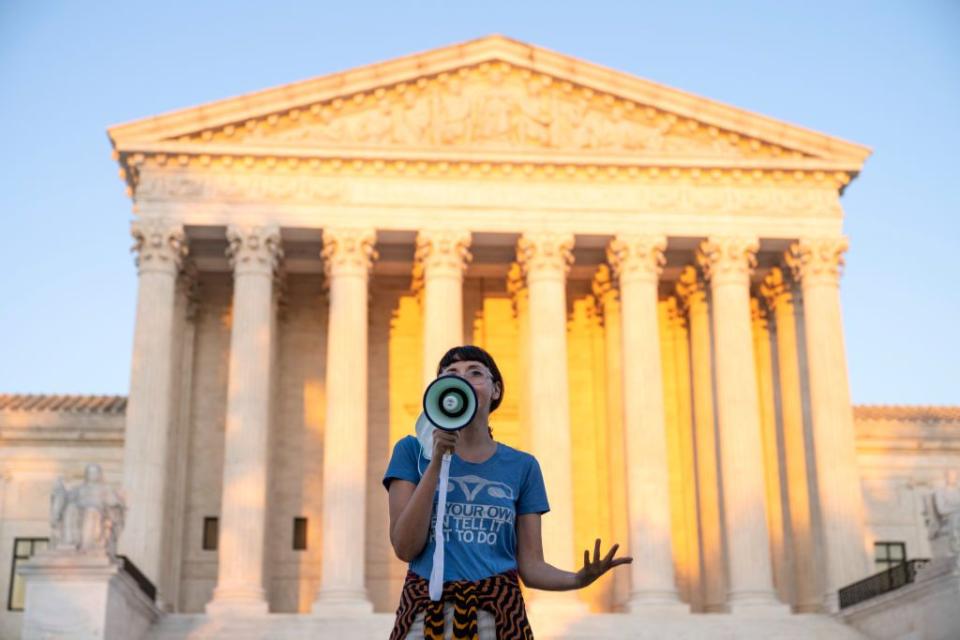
[1,1,957,404]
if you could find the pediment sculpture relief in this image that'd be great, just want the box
[220,67,779,157]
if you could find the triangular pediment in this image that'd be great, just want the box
[109,35,869,169]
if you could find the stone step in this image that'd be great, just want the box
[147,612,869,640]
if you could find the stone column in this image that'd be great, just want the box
[697,237,785,612]
[163,264,201,610]
[507,262,532,453]
[607,235,685,612]
[786,237,869,611]
[415,230,471,386]
[666,298,700,609]
[121,219,187,598]
[592,265,630,610]
[207,225,282,615]
[675,265,725,612]
[313,227,378,615]
[751,298,789,603]
[760,266,820,612]
[515,233,583,614]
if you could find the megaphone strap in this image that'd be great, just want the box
[429,452,452,601]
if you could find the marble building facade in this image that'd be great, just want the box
[2,36,958,638]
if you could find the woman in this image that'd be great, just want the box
[383,345,631,639]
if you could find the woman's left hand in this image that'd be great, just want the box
[575,538,633,588]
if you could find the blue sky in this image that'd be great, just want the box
[1,1,957,404]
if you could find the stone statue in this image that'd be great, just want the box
[49,463,126,557]
[922,469,960,558]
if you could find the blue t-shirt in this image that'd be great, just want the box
[382,435,550,582]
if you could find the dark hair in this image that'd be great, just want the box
[436,345,504,413]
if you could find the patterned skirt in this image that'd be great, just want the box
[389,569,534,640]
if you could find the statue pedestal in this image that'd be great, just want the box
[19,551,161,640]
[840,557,960,640]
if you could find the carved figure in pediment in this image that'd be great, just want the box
[574,101,608,150]
[476,86,519,144]
[351,100,396,144]
[435,78,473,144]
[395,90,432,145]
[513,81,553,147]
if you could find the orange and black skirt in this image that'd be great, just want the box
[389,569,534,640]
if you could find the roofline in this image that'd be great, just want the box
[108,35,871,166]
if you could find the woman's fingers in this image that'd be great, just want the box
[432,428,459,457]
[602,543,620,565]
[577,540,633,588]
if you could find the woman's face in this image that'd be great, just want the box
[439,359,501,414]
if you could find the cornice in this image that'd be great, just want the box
[0,394,127,414]
[854,405,960,423]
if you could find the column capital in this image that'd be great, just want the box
[750,296,771,330]
[226,225,283,277]
[586,265,617,327]
[516,232,574,280]
[785,237,848,287]
[130,218,187,275]
[674,265,707,312]
[506,261,527,318]
[758,266,795,312]
[412,229,472,292]
[606,234,666,284]
[696,236,758,286]
[321,227,378,280]
[591,264,619,308]
[664,295,686,329]
[178,260,202,322]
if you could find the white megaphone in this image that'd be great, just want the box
[415,374,479,458]
[414,375,478,602]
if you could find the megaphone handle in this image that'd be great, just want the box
[429,452,452,601]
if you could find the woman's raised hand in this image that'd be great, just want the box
[575,538,633,588]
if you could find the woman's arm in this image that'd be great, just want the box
[515,513,632,591]
[387,429,460,562]
[388,467,439,562]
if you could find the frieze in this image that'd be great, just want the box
[136,170,345,204]
[135,168,842,218]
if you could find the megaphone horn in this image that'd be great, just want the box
[422,374,478,432]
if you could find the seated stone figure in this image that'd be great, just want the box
[49,463,126,557]
[922,469,960,559]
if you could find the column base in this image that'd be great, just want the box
[205,586,269,616]
[821,590,840,615]
[311,589,374,616]
[525,592,590,636]
[727,591,791,616]
[626,590,689,615]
